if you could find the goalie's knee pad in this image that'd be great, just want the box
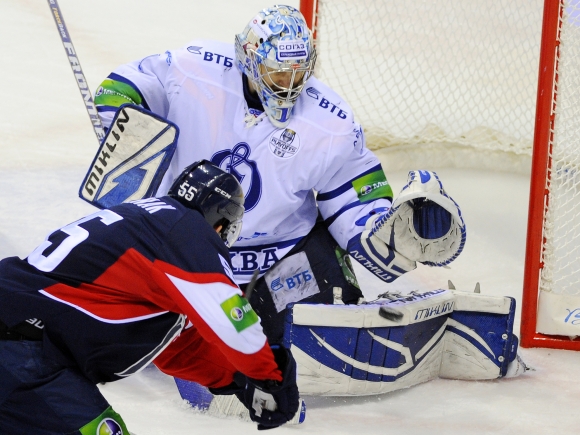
[283,289,522,396]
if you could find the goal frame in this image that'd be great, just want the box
[521,0,580,350]
[300,0,580,350]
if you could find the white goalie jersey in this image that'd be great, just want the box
[95,40,393,283]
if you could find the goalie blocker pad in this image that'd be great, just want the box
[283,289,519,396]
[79,104,178,209]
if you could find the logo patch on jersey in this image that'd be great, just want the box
[264,252,320,313]
[268,128,301,158]
[211,143,262,211]
[352,170,393,203]
[220,294,259,332]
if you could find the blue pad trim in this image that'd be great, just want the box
[79,104,178,209]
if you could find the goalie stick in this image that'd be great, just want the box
[46,0,105,144]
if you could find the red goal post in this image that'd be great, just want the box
[300,0,580,350]
[522,0,580,350]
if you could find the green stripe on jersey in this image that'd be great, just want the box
[221,294,259,332]
[352,170,393,203]
[94,79,142,108]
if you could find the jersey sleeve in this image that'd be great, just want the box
[153,322,241,388]
[315,124,394,249]
[148,215,282,384]
[94,52,173,130]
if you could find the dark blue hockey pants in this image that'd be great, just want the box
[0,339,110,434]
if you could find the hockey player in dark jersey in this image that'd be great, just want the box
[0,160,299,434]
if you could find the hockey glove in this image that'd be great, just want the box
[370,170,466,266]
[208,372,247,396]
[236,345,300,430]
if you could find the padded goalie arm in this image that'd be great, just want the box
[347,228,417,283]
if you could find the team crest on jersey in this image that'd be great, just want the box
[268,128,301,158]
[211,143,262,211]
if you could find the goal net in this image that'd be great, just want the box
[300,0,543,173]
[301,0,580,350]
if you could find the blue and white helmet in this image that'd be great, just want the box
[235,5,316,128]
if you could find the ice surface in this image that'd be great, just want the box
[1,1,578,434]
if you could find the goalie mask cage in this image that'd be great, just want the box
[300,0,580,350]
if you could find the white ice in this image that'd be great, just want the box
[1,1,579,434]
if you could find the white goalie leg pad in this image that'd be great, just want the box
[370,170,466,266]
[284,290,455,396]
[440,290,522,380]
[283,288,524,396]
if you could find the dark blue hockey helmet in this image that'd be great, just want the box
[168,160,244,247]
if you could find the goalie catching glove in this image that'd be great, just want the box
[210,345,300,430]
[347,170,466,282]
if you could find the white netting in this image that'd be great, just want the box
[540,1,580,298]
[311,0,544,172]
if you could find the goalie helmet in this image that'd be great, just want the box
[235,5,316,128]
[168,160,244,247]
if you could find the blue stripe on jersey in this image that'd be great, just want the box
[317,164,383,202]
[325,200,366,227]
[230,236,304,255]
[97,106,119,113]
[107,72,151,111]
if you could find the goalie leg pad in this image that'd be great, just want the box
[283,290,455,396]
[283,289,523,396]
[440,291,520,380]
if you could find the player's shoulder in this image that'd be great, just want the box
[294,77,355,135]
[113,196,223,247]
[110,196,187,228]
[172,39,237,75]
